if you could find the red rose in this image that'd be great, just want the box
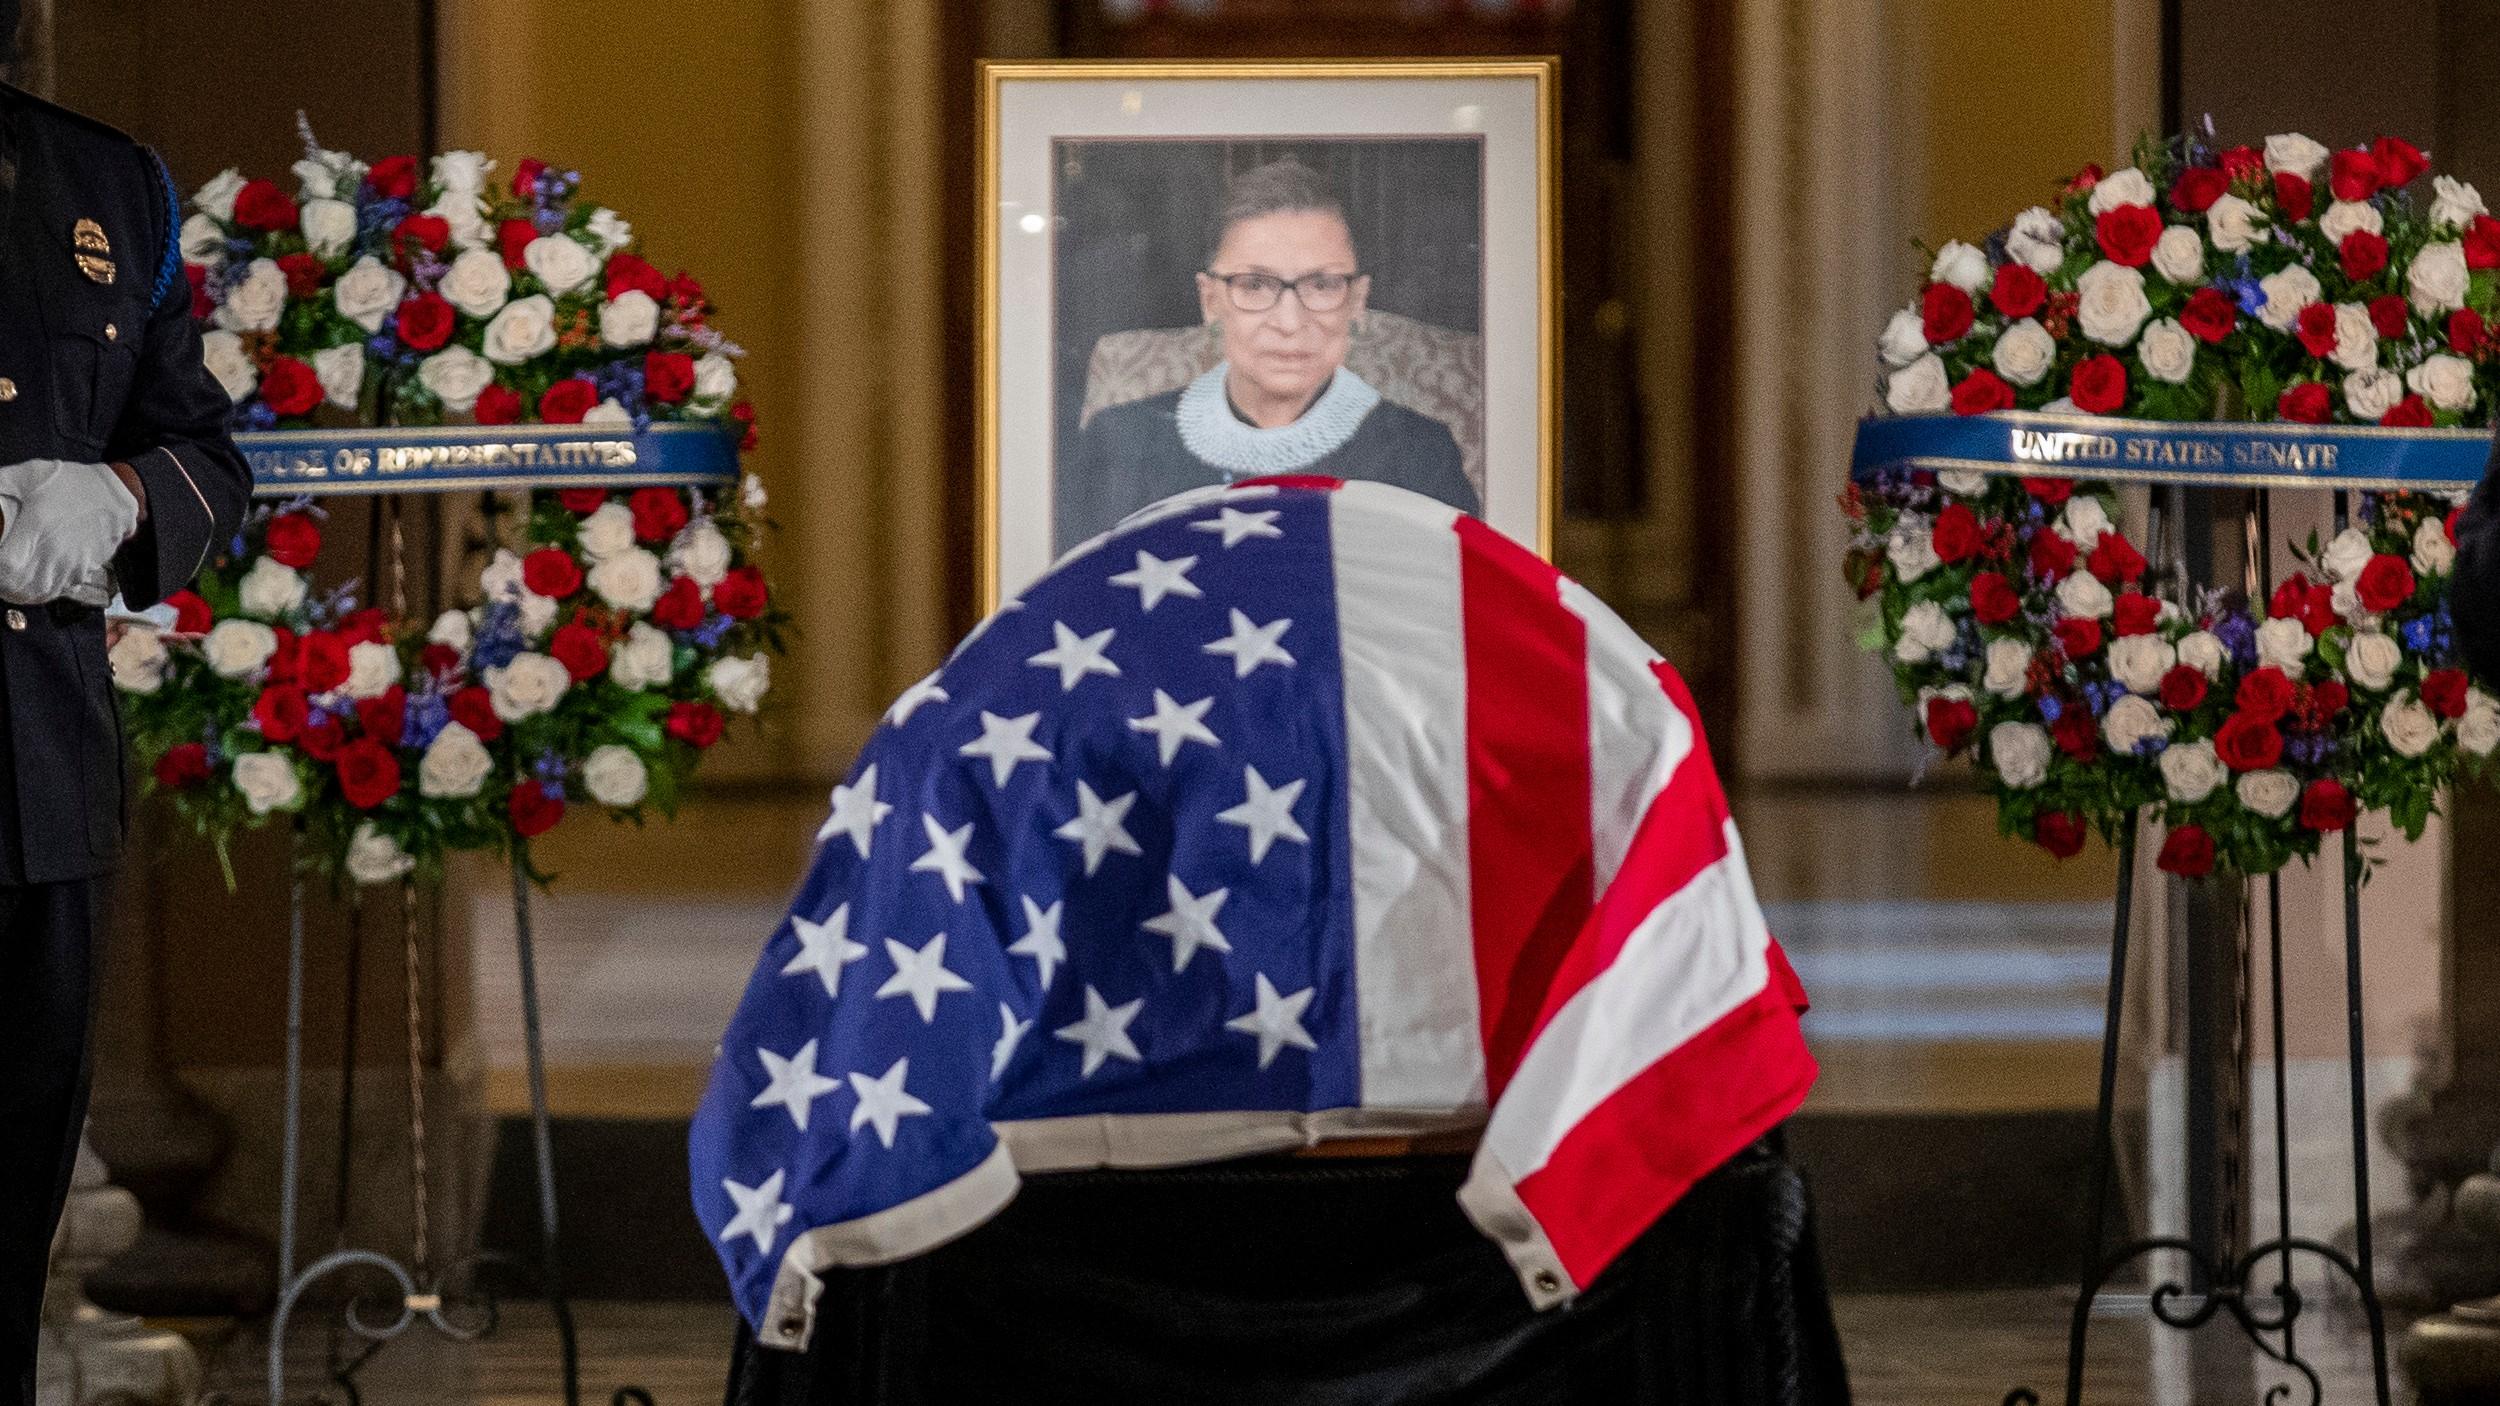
[2113,592,2159,636]
[357,686,407,747]
[260,357,324,419]
[166,589,212,635]
[2357,554,2417,612]
[667,700,725,749]
[2029,529,2078,581]
[521,546,582,599]
[263,511,321,569]
[396,292,455,351]
[2066,163,2104,196]
[392,213,450,261]
[629,486,690,543]
[2425,667,2471,720]
[334,737,402,811]
[233,178,299,232]
[185,262,212,320]
[2454,309,2489,356]
[2373,136,2429,189]
[2300,582,2339,636]
[2329,149,2382,203]
[2087,532,2147,585]
[2054,616,2103,659]
[276,252,327,300]
[730,401,756,451]
[2064,355,2125,416]
[1924,695,1977,754]
[420,641,463,678]
[2052,707,2099,760]
[644,351,696,404]
[514,157,549,198]
[2310,679,2351,719]
[2158,825,2217,879]
[1931,504,1981,563]
[549,620,608,682]
[2296,303,2340,360]
[668,272,709,313]
[713,566,768,621]
[1991,263,2047,319]
[252,685,309,743]
[2470,216,2500,271]
[2160,664,2209,712]
[604,251,667,302]
[2215,713,2284,772]
[449,686,503,742]
[497,218,537,271]
[2369,294,2410,340]
[2381,395,2434,428]
[298,632,351,693]
[368,155,419,199]
[2219,146,2264,184]
[2236,666,2295,723]
[559,488,609,514]
[2301,778,2358,832]
[264,627,301,686]
[1970,572,2020,625]
[2274,172,2314,222]
[2092,204,2162,268]
[2170,166,2228,214]
[2278,382,2332,424]
[153,742,210,790]
[538,378,599,425]
[2340,231,2390,283]
[474,384,524,425]
[298,715,344,762]
[1921,282,1975,344]
[2035,811,2087,860]
[650,576,704,631]
[2025,476,2074,506]
[2180,287,2238,343]
[509,779,566,838]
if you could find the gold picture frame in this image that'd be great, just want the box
[977,57,1562,611]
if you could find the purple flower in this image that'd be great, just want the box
[402,691,451,751]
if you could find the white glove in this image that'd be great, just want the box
[0,459,138,607]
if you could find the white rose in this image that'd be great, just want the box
[238,557,306,618]
[2257,265,2323,331]
[583,397,632,427]
[2321,527,2376,583]
[2383,693,2442,758]
[1930,240,1991,292]
[481,548,524,601]
[610,622,676,691]
[1884,354,1951,414]
[1994,318,2056,386]
[2411,242,2471,317]
[346,823,415,887]
[418,723,493,799]
[485,652,571,722]
[1886,517,1940,583]
[577,503,637,561]
[332,256,408,335]
[599,290,658,348]
[2416,517,2458,578]
[2088,167,2157,215]
[670,521,733,587]
[696,353,738,401]
[2461,690,2500,758]
[2320,200,2384,246]
[110,625,170,694]
[2161,740,2225,804]
[2345,629,2402,690]
[439,247,512,319]
[741,473,767,512]
[2256,616,2314,672]
[583,745,649,807]
[1990,722,2053,789]
[2178,630,2229,680]
[300,197,357,259]
[482,294,557,366]
[1984,638,2032,698]
[2151,225,2206,284]
[2238,769,2300,818]
[2343,367,2404,423]
[428,191,489,252]
[291,155,348,201]
[342,640,400,700]
[194,168,246,221]
[1935,470,1987,496]
[589,547,664,613]
[2264,133,2330,181]
[1894,601,1956,664]
[2331,302,2379,373]
[2102,695,2172,755]
[418,346,498,416]
[2008,206,2067,275]
[431,150,495,195]
[524,234,600,296]
[203,619,278,679]
[707,654,771,714]
[2206,194,2266,254]
[2138,318,2196,385]
[2434,176,2489,231]
[2057,570,2114,620]
[2060,495,2113,547]
[232,753,301,816]
[2333,580,2366,623]
[313,342,365,412]
[200,330,257,403]
[2409,353,2478,413]
[429,608,473,650]
[2076,261,2153,346]
[180,212,228,266]
[517,590,557,639]
[215,258,287,332]
[585,207,632,251]
[2110,634,2176,694]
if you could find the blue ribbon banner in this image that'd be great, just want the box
[237,421,741,499]
[1851,410,2492,493]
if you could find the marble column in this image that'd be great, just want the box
[34,1134,199,1406]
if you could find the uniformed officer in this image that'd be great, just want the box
[0,61,251,1406]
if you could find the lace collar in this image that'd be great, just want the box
[1175,363,1380,478]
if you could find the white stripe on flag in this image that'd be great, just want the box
[1558,577,1689,897]
[1332,486,1485,1111]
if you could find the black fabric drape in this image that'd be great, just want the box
[721,1135,1849,1406]
[2454,419,2500,685]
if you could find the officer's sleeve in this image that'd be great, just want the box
[2454,419,2500,683]
[106,147,250,609]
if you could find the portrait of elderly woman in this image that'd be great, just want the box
[1052,148,1486,551]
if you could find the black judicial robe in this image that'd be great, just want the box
[1059,388,1478,554]
[2457,419,2500,683]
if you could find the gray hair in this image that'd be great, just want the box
[1209,157,1353,264]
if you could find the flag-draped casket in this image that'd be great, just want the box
[689,479,1816,1349]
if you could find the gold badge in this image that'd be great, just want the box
[72,218,113,285]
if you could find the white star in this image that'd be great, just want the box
[1225,973,1319,1069]
[1215,765,1310,864]
[1203,608,1295,678]
[1128,689,1221,766]
[846,1057,932,1149]
[1053,780,1143,875]
[718,1170,796,1253]
[1007,896,1067,990]
[780,903,870,998]
[1054,984,1145,1078]
[1108,549,1204,611]
[876,933,974,1023]
[887,671,950,727]
[1191,506,1284,548]
[1142,873,1233,973]
[992,1003,1032,1081]
[910,814,985,902]
[1027,621,1122,692]
[748,1038,843,1132]
[816,764,893,857]
[959,710,1053,789]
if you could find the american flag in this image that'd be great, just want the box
[690,479,1815,1349]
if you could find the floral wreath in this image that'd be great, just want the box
[110,138,780,885]
[1848,131,2498,878]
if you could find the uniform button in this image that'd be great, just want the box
[0,378,17,402]
[103,322,117,341]
[5,610,24,631]
[1532,1269,1562,1294]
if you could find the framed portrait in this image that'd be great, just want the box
[978,58,1560,608]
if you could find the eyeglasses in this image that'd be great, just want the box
[1204,269,1360,313]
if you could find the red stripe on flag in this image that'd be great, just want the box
[1456,515,1593,1100]
[1236,473,1345,492]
